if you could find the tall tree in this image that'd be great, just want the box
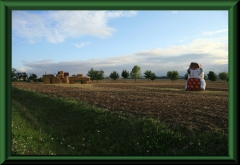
[218,72,228,82]
[144,70,153,82]
[29,73,37,81]
[95,69,104,83]
[22,72,28,81]
[207,71,217,82]
[167,71,179,82]
[109,71,119,82]
[121,69,129,83]
[15,72,23,80]
[87,68,97,83]
[130,65,141,82]
[150,73,157,82]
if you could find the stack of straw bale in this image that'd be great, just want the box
[43,78,51,84]
[77,74,83,78]
[52,77,62,84]
[69,80,75,84]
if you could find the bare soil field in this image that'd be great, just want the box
[12,79,228,135]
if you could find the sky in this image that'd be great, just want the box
[12,10,228,78]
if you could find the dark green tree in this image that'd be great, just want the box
[15,72,23,81]
[22,72,28,81]
[150,73,157,82]
[130,65,141,82]
[95,69,104,83]
[121,69,129,83]
[207,71,217,82]
[109,71,119,82]
[29,73,37,81]
[87,68,97,83]
[167,71,179,82]
[218,72,228,82]
[144,70,153,82]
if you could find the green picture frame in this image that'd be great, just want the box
[0,0,238,163]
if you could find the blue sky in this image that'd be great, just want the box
[12,10,228,78]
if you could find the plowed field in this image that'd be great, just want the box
[12,80,228,134]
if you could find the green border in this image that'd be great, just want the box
[0,0,238,163]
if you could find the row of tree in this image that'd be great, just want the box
[86,65,228,83]
[12,68,39,82]
[11,66,228,83]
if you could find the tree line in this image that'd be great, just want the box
[12,68,40,82]
[86,65,228,83]
[11,66,228,83]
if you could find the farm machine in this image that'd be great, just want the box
[42,71,90,84]
[185,62,206,90]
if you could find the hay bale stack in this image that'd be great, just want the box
[43,74,54,79]
[77,74,83,78]
[65,78,69,84]
[69,77,77,80]
[81,80,89,84]
[69,80,75,84]
[60,78,66,83]
[52,77,62,84]
[56,74,64,78]
[43,78,51,84]
[64,72,69,77]
[58,71,64,75]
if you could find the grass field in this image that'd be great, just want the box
[11,79,228,155]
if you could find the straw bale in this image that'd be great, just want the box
[81,80,89,84]
[43,74,54,79]
[65,78,69,84]
[77,74,83,78]
[58,71,64,75]
[69,77,77,80]
[52,77,62,84]
[57,74,64,78]
[69,80,75,84]
[64,72,69,77]
[43,78,51,84]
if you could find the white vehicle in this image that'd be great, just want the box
[185,62,206,90]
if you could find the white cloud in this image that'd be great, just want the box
[12,10,138,43]
[73,42,91,48]
[20,37,228,78]
[202,29,228,35]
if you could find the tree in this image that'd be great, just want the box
[22,72,28,81]
[184,72,188,80]
[95,69,104,83]
[130,65,141,82]
[15,72,23,81]
[109,71,119,82]
[121,69,129,83]
[29,73,37,81]
[218,72,228,82]
[87,68,97,83]
[150,73,157,82]
[12,68,17,81]
[144,70,153,82]
[167,71,179,82]
[207,71,217,82]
